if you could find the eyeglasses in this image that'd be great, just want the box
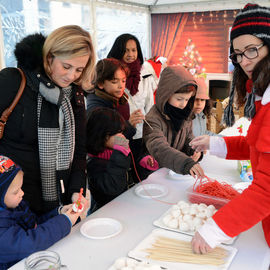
[229,43,265,64]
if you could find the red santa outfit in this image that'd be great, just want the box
[199,85,270,248]
[197,3,270,248]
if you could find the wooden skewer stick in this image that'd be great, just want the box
[142,236,228,266]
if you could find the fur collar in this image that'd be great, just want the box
[14,33,46,73]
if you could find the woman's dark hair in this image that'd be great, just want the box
[234,45,270,106]
[94,58,130,88]
[86,108,126,155]
[107,33,144,65]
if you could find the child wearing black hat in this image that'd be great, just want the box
[0,155,84,269]
[190,3,270,254]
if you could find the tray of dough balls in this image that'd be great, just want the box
[108,256,164,270]
[153,200,236,245]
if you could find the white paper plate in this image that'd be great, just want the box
[134,184,168,199]
[167,170,195,181]
[153,207,236,245]
[80,218,122,239]
[233,182,251,193]
[128,229,238,270]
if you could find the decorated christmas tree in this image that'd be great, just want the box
[179,38,206,77]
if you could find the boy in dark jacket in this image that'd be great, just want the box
[0,155,83,269]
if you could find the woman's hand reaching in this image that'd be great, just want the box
[190,135,210,152]
[192,231,213,254]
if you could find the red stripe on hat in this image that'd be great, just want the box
[232,21,270,31]
[234,16,270,25]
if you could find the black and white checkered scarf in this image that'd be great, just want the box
[37,82,75,210]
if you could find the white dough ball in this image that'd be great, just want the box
[172,204,180,210]
[189,207,198,216]
[113,257,126,269]
[183,214,192,222]
[168,218,178,229]
[197,211,207,219]
[179,221,189,231]
[205,208,214,218]
[178,201,189,209]
[193,217,203,226]
[162,214,172,226]
[187,219,195,231]
[178,215,183,224]
[199,203,207,208]
[207,204,216,211]
[198,205,207,212]
[181,206,190,215]
[171,209,181,218]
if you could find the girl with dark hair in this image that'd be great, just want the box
[86,107,133,210]
[107,33,156,162]
[190,3,270,254]
[87,58,142,140]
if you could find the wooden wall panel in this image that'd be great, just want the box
[152,10,238,73]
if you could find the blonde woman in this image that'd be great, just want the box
[0,25,95,215]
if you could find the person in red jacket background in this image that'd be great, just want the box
[190,3,270,253]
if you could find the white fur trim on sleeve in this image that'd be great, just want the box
[197,218,233,248]
[209,136,227,158]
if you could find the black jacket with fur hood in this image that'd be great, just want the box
[0,34,87,214]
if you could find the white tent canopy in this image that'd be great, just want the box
[0,0,270,69]
[53,0,270,12]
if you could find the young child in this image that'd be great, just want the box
[86,58,155,181]
[190,3,270,254]
[107,34,154,161]
[192,77,220,137]
[143,66,204,178]
[87,58,142,140]
[0,155,84,269]
[86,108,134,210]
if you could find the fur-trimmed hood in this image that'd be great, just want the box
[14,33,46,72]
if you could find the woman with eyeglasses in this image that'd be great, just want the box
[189,3,270,254]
